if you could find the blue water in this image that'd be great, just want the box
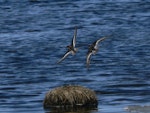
[0,0,150,113]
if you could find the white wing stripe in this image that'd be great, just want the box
[86,52,92,67]
[57,51,72,64]
[73,27,77,48]
[95,37,106,48]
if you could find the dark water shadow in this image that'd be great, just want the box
[44,106,98,113]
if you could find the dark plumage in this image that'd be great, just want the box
[57,27,77,64]
[86,37,106,68]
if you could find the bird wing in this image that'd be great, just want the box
[86,52,93,68]
[57,51,72,64]
[72,27,77,48]
[95,37,106,49]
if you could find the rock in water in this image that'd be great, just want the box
[43,85,98,108]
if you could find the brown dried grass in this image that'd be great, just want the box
[43,85,98,108]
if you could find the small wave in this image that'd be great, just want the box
[124,105,150,113]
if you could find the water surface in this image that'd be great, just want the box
[0,0,150,113]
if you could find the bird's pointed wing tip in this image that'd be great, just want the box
[86,52,92,68]
[56,59,62,64]
[57,51,72,64]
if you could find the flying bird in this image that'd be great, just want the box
[57,27,77,64]
[86,37,106,68]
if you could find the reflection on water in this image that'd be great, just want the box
[44,106,97,113]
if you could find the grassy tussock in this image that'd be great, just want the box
[43,85,98,108]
